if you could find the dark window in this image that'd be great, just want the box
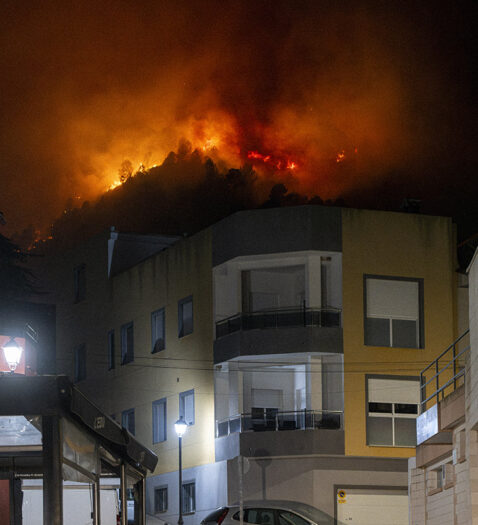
[367,376,420,447]
[179,389,195,425]
[152,398,167,443]
[181,481,195,514]
[364,276,423,348]
[121,322,134,364]
[74,264,86,303]
[121,408,135,435]
[154,486,168,513]
[152,308,165,353]
[244,509,276,525]
[278,511,310,525]
[178,296,193,337]
[108,330,115,370]
[74,344,86,382]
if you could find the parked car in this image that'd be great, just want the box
[200,500,339,525]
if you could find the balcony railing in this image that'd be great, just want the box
[215,306,341,339]
[420,329,470,412]
[215,408,343,438]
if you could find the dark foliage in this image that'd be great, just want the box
[37,148,336,253]
[0,232,38,301]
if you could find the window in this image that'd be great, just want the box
[74,264,86,302]
[242,509,275,525]
[179,389,195,425]
[364,275,423,348]
[278,511,309,525]
[427,463,454,494]
[178,296,193,337]
[367,376,420,447]
[153,398,167,443]
[121,322,134,364]
[74,344,86,382]
[122,408,135,435]
[181,481,195,514]
[152,308,166,353]
[108,330,115,370]
[154,486,168,513]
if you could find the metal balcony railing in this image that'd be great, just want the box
[215,306,341,339]
[420,329,470,413]
[215,408,343,438]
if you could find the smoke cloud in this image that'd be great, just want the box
[0,1,475,238]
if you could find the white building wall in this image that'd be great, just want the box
[146,461,227,525]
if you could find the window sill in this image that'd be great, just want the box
[427,487,442,496]
[367,444,416,448]
[183,512,195,516]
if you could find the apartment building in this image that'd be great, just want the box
[408,248,476,525]
[43,205,459,524]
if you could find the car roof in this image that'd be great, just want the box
[230,500,313,510]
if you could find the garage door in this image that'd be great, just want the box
[337,488,408,524]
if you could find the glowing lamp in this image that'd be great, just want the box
[174,416,188,437]
[2,337,23,372]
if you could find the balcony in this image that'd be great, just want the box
[415,330,469,467]
[216,306,341,338]
[214,307,343,363]
[214,408,344,461]
[216,408,342,437]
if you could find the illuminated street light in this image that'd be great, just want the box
[2,337,23,372]
[175,416,188,525]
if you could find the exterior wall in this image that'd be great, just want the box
[226,456,408,519]
[51,228,214,476]
[468,251,478,430]
[0,480,10,524]
[146,461,227,525]
[409,424,472,525]
[341,208,456,458]
[467,250,478,522]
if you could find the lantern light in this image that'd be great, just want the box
[2,337,23,372]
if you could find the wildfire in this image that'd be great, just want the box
[247,150,299,171]
[336,150,345,163]
[108,180,123,191]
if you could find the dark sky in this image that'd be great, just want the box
[0,0,476,237]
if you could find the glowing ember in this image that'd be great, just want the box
[336,150,345,163]
[202,139,217,151]
[247,150,298,171]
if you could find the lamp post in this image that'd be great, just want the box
[2,337,23,373]
[175,416,188,525]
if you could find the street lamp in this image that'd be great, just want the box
[175,416,188,525]
[2,337,23,373]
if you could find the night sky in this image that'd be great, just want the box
[0,1,476,239]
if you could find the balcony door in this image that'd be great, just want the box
[251,388,283,410]
[242,266,305,313]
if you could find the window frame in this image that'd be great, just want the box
[73,263,86,303]
[107,329,115,370]
[181,480,196,514]
[152,397,167,444]
[121,408,135,435]
[154,486,168,513]
[179,389,195,426]
[151,308,166,353]
[365,374,420,447]
[121,321,134,365]
[74,344,86,382]
[363,274,424,349]
[178,296,193,338]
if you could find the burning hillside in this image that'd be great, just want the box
[0,1,476,241]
